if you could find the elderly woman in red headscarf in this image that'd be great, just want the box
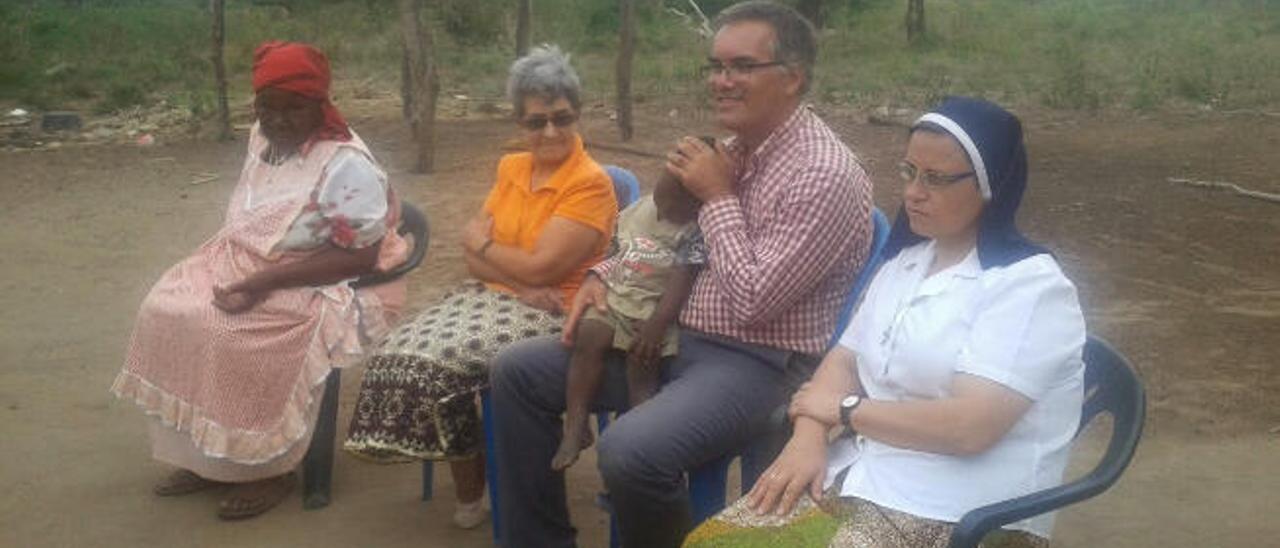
[111,42,409,520]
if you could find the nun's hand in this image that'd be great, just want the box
[788,381,842,427]
[666,136,732,202]
[746,428,827,517]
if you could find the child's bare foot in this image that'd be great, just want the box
[551,418,595,471]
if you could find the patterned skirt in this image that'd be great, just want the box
[344,282,562,461]
[684,491,1050,548]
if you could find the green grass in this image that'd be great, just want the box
[1,0,1278,117]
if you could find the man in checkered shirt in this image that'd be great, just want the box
[489,3,873,547]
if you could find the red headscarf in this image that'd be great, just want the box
[251,41,352,142]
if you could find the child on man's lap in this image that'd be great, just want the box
[552,172,706,471]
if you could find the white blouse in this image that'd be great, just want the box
[826,240,1085,538]
[277,148,390,251]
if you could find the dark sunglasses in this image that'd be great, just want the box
[520,111,578,131]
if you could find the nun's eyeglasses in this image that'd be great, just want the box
[897,161,975,189]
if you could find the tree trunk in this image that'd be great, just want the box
[616,0,635,141]
[906,0,926,45]
[399,0,439,173]
[515,0,531,57]
[210,0,231,141]
[796,0,824,29]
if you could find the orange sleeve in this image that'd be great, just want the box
[482,155,517,216]
[553,169,617,237]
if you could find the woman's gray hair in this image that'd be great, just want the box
[507,44,582,118]
[713,1,817,94]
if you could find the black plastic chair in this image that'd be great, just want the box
[301,201,430,510]
[947,335,1146,547]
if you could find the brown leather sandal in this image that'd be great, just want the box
[216,473,296,520]
[153,469,222,497]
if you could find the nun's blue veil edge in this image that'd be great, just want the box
[880,96,1049,270]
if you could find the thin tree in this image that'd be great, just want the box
[210,0,232,141]
[906,0,925,44]
[515,0,531,57]
[797,0,824,29]
[616,0,636,141]
[399,0,440,173]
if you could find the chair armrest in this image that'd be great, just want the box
[948,433,1141,548]
[351,202,429,289]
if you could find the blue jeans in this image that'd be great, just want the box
[489,330,794,548]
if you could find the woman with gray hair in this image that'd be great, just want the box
[345,45,617,528]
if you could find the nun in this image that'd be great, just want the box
[684,97,1084,548]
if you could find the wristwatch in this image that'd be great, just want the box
[839,394,863,430]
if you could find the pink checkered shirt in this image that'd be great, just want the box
[680,105,873,355]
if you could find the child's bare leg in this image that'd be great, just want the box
[552,319,615,471]
[626,356,663,408]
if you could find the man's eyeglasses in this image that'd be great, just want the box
[698,59,787,79]
[520,111,578,131]
[897,161,975,189]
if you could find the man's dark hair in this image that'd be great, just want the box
[713,1,818,94]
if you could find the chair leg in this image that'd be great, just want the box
[609,507,621,548]
[421,461,434,501]
[689,455,732,525]
[482,391,501,545]
[303,369,341,510]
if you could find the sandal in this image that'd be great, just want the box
[216,473,296,520]
[154,469,222,497]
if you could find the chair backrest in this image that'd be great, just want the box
[605,165,641,209]
[1076,335,1146,484]
[828,207,892,347]
[351,201,430,289]
[947,335,1146,548]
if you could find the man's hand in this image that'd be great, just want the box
[212,282,264,314]
[665,136,734,202]
[787,380,844,427]
[561,274,609,346]
[626,317,666,370]
[516,286,563,315]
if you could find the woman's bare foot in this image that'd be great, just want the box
[216,472,296,520]
[153,469,223,496]
[551,418,595,471]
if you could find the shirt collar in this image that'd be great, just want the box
[901,240,983,295]
[523,134,587,193]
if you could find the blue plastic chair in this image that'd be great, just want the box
[465,165,640,545]
[685,206,892,525]
[301,201,430,510]
[948,335,1145,547]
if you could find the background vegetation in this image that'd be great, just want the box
[1,0,1277,117]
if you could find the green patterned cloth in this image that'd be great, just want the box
[684,493,1050,548]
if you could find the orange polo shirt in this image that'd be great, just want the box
[482,135,617,306]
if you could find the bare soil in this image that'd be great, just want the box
[1,94,1277,547]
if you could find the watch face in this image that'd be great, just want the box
[841,395,859,408]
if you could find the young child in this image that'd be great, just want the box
[552,171,705,471]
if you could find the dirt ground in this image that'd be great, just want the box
[2,92,1278,548]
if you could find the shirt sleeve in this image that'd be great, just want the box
[698,164,870,326]
[552,169,617,238]
[956,256,1087,400]
[589,200,634,281]
[316,148,389,249]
